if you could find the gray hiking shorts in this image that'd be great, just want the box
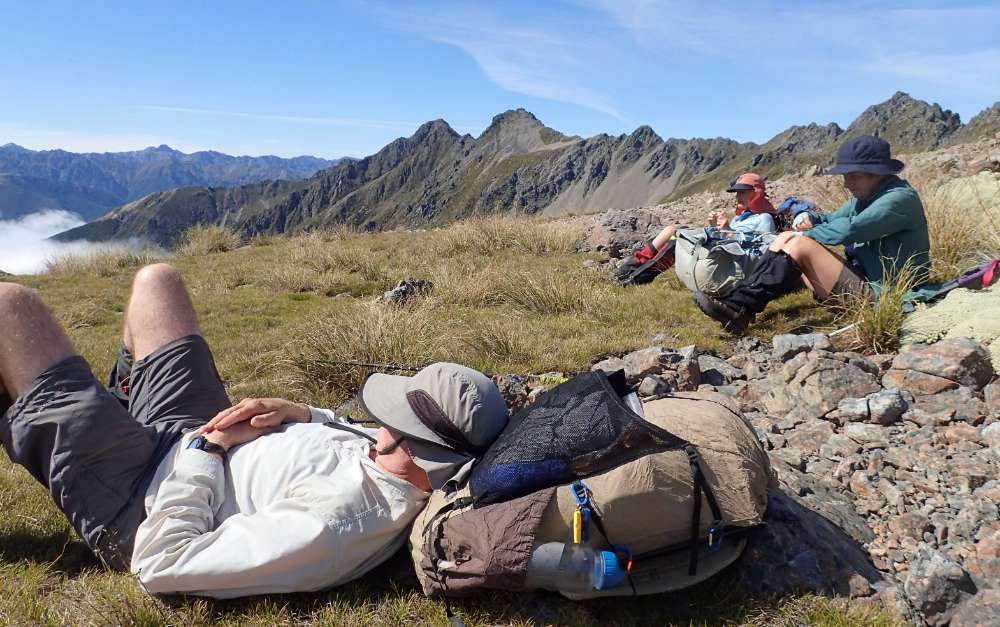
[0,335,230,570]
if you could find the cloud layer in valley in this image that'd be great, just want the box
[0,210,154,276]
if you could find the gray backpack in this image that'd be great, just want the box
[674,228,775,297]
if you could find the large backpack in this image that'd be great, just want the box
[407,371,774,600]
[673,227,776,298]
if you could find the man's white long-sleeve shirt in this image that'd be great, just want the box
[130,408,428,598]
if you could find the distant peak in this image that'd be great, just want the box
[484,108,543,132]
[1,142,25,150]
[412,119,458,140]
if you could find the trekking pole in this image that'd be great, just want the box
[312,358,423,373]
[829,323,856,338]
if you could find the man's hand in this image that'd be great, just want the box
[202,420,280,452]
[707,211,729,228]
[793,213,813,231]
[197,398,311,435]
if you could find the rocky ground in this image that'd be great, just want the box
[495,335,999,626]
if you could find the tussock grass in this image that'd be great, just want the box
[257,265,347,296]
[912,172,1000,282]
[45,247,162,277]
[175,224,243,256]
[435,215,582,256]
[287,302,448,401]
[833,259,921,354]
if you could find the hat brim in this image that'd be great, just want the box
[359,373,448,448]
[824,159,904,175]
[726,183,755,192]
[359,372,473,489]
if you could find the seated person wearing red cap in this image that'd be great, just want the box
[618,172,779,283]
[694,135,931,333]
[0,264,508,598]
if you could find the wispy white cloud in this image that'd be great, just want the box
[0,126,206,153]
[374,4,626,122]
[586,0,1000,96]
[135,105,423,132]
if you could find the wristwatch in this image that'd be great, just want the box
[187,435,227,460]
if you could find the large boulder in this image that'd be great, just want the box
[582,209,665,257]
[761,352,880,420]
[726,490,884,597]
[891,338,995,389]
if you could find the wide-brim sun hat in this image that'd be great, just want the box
[726,172,764,192]
[359,362,509,489]
[825,135,904,175]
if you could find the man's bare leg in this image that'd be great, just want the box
[768,233,849,300]
[0,283,77,401]
[122,264,201,361]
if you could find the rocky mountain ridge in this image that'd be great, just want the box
[0,143,337,221]
[56,92,999,246]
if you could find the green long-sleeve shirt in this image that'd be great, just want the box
[805,176,930,288]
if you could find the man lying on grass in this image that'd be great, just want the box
[0,264,508,597]
[694,135,931,333]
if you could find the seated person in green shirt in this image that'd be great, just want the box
[694,135,931,333]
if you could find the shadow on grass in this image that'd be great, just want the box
[0,529,99,575]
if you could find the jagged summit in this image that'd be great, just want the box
[846,91,961,152]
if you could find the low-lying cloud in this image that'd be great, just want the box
[0,210,153,275]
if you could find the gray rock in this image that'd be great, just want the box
[837,397,871,422]
[912,387,989,424]
[727,490,883,598]
[868,389,908,425]
[494,374,530,414]
[637,375,670,397]
[591,356,626,375]
[982,422,1000,449]
[985,380,1000,414]
[903,543,977,626]
[376,277,432,304]
[698,354,745,386]
[949,589,1000,627]
[844,422,889,447]
[785,419,836,453]
[762,355,880,420]
[892,338,995,389]
[772,333,833,361]
[883,368,958,395]
[820,433,861,461]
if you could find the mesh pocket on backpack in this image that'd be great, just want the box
[469,371,689,507]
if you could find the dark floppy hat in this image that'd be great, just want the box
[825,135,904,175]
[359,362,509,489]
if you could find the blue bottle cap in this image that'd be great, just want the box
[594,550,628,589]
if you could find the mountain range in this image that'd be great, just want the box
[0,143,338,221]
[53,92,1000,246]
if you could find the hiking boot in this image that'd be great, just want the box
[693,291,753,334]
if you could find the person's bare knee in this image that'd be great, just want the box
[0,283,76,397]
[768,231,797,252]
[125,264,201,361]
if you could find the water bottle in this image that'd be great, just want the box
[524,542,627,593]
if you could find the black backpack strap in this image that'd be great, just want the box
[685,444,725,576]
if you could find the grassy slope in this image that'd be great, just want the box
[1,218,902,626]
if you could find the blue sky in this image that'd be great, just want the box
[2,0,997,159]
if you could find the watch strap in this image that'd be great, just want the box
[187,435,227,460]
